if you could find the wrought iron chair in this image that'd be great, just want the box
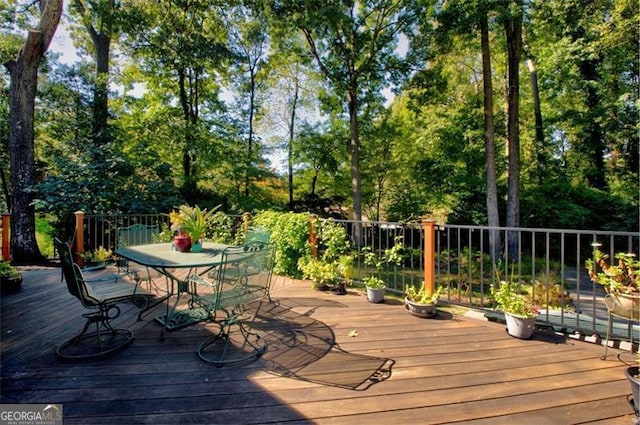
[190,241,275,366]
[54,238,154,360]
[245,227,270,244]
[116,224,162,289]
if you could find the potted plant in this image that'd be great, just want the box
[81,246,112,268]
[363,276,386,303]
[625,352,640,414]
[299,218,353,294]
[490,280,538,339]
[585,246,639,320]
[0,261,22,294]
[169,204,219,252]
[405,284,442,318]
[362,237,405,303]
[298,256,339,290]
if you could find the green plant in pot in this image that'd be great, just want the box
[586,245,639,359]
[585,247,639,318]
[0,261,22,294]
[169,204,220,252]
[491,280,538,339]
[362,236,405,303]
[299,218,353,294]
[405,284,442,318]
[298,256,339,290]
[81,246,112,266]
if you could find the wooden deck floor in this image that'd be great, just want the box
[1,266,638,425]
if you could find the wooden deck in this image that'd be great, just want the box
[1,266,638,424]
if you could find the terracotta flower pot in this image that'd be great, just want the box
[173,235,192,252]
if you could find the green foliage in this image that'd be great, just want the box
[169,204,220,243]
[405,284,443,305]
[35,215,55,258]
[490,281,538,318]
[298,256,338,288]
[521,182,638,231]
[0,261,20,277]
[209,212,235,244]
[362,236,405,288]
[586,249,639,295]
[81,246,112,263]
[252,211,311,277]
[296,218,354,288]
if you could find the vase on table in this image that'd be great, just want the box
[191,239,202,253]
[173,235,192,252]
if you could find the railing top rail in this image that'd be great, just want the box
[327,218,639,237]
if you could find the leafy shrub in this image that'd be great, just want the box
[252,211,311,277]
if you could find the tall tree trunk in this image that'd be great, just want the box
[288,78,299,210]
[504,0,522,261]
[246,70,256,197]
[92,33,110,148]
[527,58,546,185]
[3,0,63,263]
[480,13,501,265]
[579,57,607,190]
[177,68,198,201]
[347,85,363,246]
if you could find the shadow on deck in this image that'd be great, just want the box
[1,266,638,424]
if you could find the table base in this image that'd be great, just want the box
[155,307,210,332]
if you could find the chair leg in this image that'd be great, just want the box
[601,311,613,360]
[197,312,266,366]
[56,305,134,360]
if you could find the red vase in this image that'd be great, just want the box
[173,235,192,252]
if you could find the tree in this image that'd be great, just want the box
[121,0,231,202]
[274,0,418,244]
[3,0,62,263]
[69,0,118,148]
[503,0,523,257]
[226,5,269,198]
[435,0,503,263]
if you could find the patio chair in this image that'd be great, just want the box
[116,224,162,289]
[54,238,154,360]
[189,241,275,366]
[245,227,270,244]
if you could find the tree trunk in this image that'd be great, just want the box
[347,86,363,246]
[527,58,546,185]
[3,0,63,263]
[288,79,299,210]
[504,0,522,261]
[92,33,111,147]
[177,68,197,201]
[480,13,501,264]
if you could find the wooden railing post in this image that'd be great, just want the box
[75,211,84,266]
[423,219,435,294]
[1,213,10,261]
[309,214,318,258]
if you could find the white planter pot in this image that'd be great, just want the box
[504,312,536,339]
[366,286,385,303]
[405,297,437,318]
[604,293,640,320]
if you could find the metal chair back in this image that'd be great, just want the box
[117,224,159,247]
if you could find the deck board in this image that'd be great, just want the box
[1,266,638,424]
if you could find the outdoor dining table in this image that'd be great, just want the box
[115,241,230,337]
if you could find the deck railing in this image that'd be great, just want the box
[330,219,640,345]
[71,213,639,345]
